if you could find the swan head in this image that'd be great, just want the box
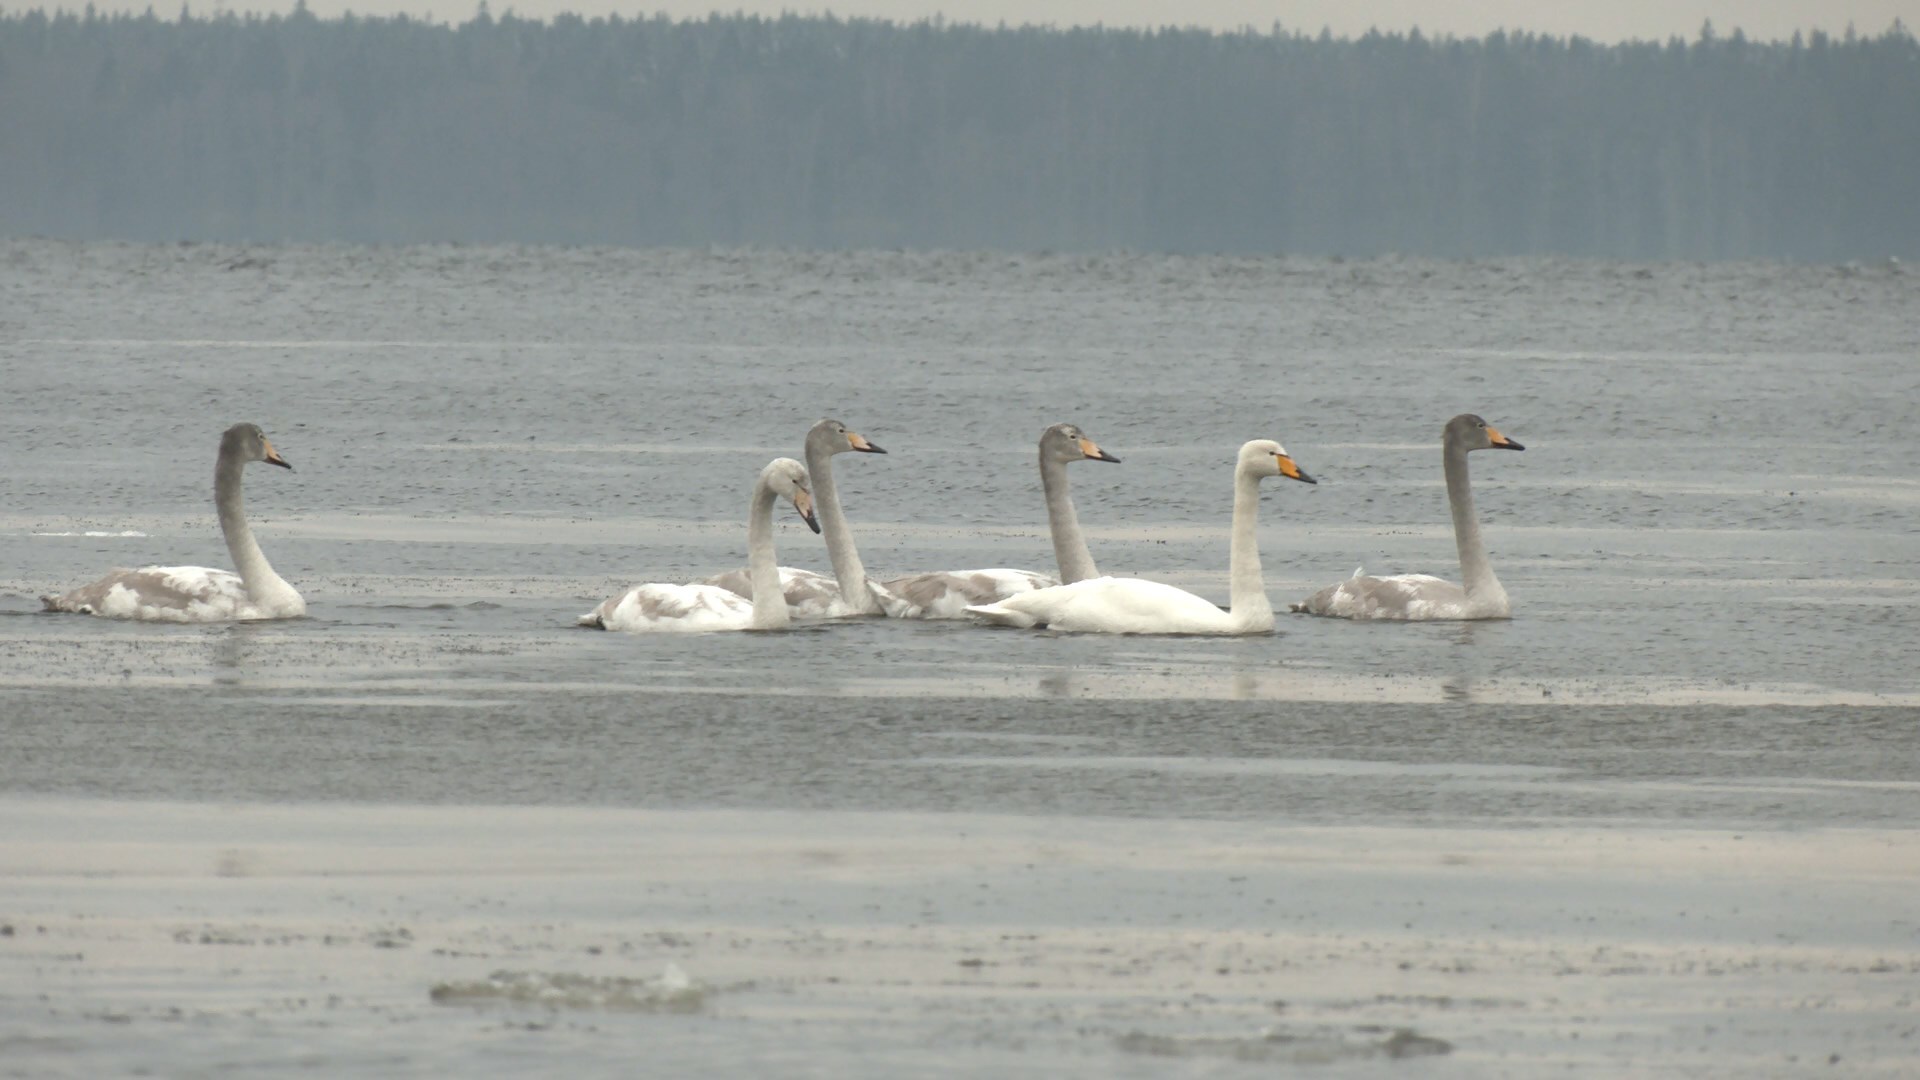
[222,422,292,471]
[1447,414,1525,452]
[809,418,886,456]
[761,457,822,533]
[1238,439,1316,484]
[1041,422,1121,464]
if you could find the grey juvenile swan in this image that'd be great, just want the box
[580,458,820,632]
[703,419,888,618]
[1293,413,1524,621]
[42,422,306,622]
[876,422,1120,619]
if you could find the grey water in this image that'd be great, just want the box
[1,241,1916,825]
[4,242,1920,1078]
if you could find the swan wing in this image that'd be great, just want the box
[877,568,1058,620]
[41,564,267,622]
[968,576,1236,634]
[699,566,866,619]
[581,582,754,632]
[1292,573,1466,620]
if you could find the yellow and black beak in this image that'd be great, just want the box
[263,439,293,471]
[1275,453,1316,484]
[792,490,822,534]
[847,431,887,454]
[1487,427,1525,451]
[1079,437,1121,464]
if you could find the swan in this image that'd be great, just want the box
[41,423,306,622]
[966,439,1315,635]
[1291,413,1523,620]
[580,458,821,632]
[876,422,1120,619]
[701,419,887,618]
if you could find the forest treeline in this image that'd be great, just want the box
[1,7,1916,259]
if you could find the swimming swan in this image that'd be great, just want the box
[966,439,1315,634]
[580,458,820,632]
[41,422,306,622]
[1292,413,1523,620]
[877,422,1120,619]
[702,419,888,618]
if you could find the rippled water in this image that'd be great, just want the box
[1,241,1916,1075]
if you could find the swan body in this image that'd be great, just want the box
[967,440,1315,635]
[703,419,887,618]
[1293,414,1523,621]
[878,423,1119,619]
[41,423,305,622]
[582,458,819,633]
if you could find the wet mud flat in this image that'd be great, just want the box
[3,798,1915,1077]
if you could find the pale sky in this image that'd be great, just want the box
[64,0,1920,42]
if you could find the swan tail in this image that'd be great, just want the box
[576,611,607,629]
[964,602,1038,629]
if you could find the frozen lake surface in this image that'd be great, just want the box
[1,241,1916,1074]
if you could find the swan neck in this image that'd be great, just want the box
[1041,453,1098,584]
[1444,443,1499,597]
[1227,466,1272,628]
[806,442,877,614]
[215,455,283,599]
[746,478,789,629]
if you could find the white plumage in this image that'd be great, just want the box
[42,423,306,623]
[968,439,1316,636]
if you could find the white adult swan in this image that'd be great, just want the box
[876,422,1121,619]
[580,458,820,632]
[42,422,306,622]
[1292,413,1523,620]
[966,440,1315,635]
[702,419,887,618]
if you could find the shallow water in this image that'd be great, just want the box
[1,241,1917,1074]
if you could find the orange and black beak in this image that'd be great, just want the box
[847,431,887,454]
[1275,453,1316,484]
[1487,426,1525,451]
[1079,436,1120,464]
[792,489,822,534]
[263,439,293,471]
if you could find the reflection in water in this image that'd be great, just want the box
[1232,670,1258,700]
[1038,669,1076,698]
[208,623,279,686]
[209,626,247,685]
[1442,676,1474,703]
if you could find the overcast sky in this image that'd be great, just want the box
[59,0,1920,41]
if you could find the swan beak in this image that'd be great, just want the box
[1487,427,1525,451]
[262,439,293,471]
[848,431,887,454]
[1079,437,1121,463]
[1275,453,1316,484]
[792,490,822,534]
